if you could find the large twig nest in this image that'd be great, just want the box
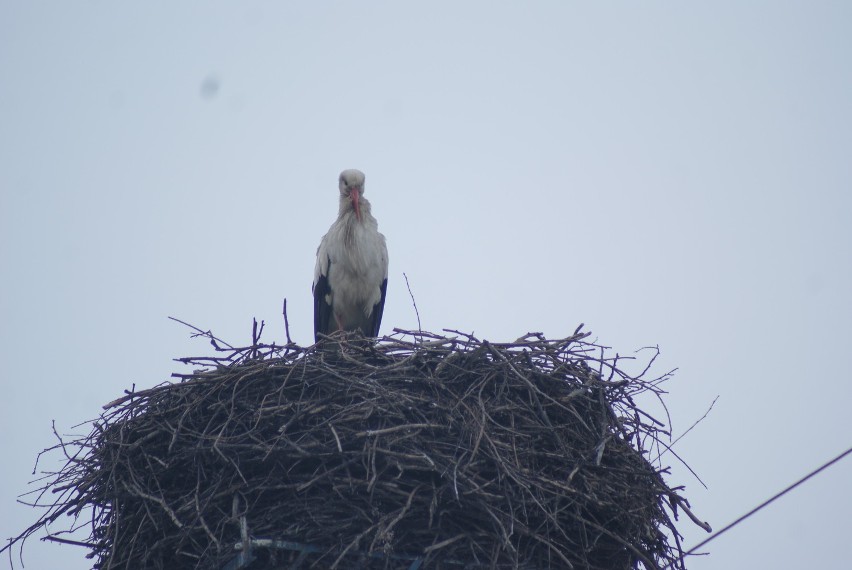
[6,327,704,569]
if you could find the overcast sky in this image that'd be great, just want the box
[2,2,851,569]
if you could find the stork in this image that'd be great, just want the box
[313,169,388,342]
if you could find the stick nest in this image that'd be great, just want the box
[7,326,703,569]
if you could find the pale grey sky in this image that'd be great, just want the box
[2,2,851,568]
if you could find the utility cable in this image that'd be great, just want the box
[682,445,852,559]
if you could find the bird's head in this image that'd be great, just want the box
[339,169,366,222]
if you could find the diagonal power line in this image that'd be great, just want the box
[680,445,852,560]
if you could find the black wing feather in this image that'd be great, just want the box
[368,278,388,338]
[313,261,333,342]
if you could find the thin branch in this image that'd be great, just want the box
[282,298,293,345]
[402,272,422,333]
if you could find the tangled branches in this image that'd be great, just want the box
[5,326,707,569]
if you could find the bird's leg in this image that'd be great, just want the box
[334,313,344,332]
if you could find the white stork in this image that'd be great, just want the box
[313,169,388,342]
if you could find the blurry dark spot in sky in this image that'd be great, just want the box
[200,75,220,100]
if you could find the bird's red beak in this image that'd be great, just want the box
[350,188,362,222]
